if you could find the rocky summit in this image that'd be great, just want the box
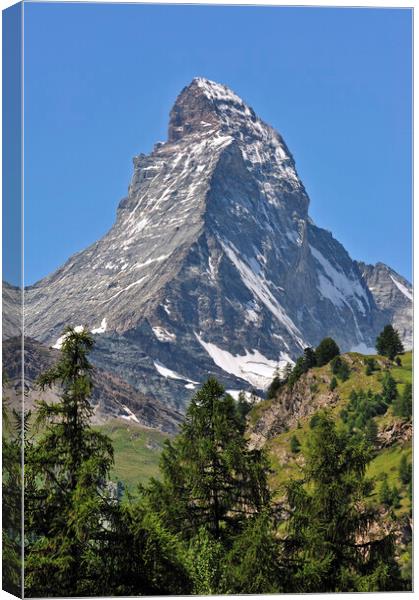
[20,77,412,411]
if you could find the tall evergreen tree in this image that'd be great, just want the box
[381,372,398,405]
[398,454,412,486]
[302,347,317,371]
[144,377,271,542]
[24,327,114,597]
[376,325,404,360]
[2,377,23,597]
[285,412,402,592]
[224,511,288,593]
[393,383,412,420]
[315,338,340,367]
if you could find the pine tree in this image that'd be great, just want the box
[236,390,253,424]
[378,476,393,507]
[24,327,114,597]
[2,377,23,597]
[381,372,398,405]
[315,338,340,367]
[329,376,338,391]
[365,358,377,376]
[393,383,412,420]
[184,527,226,594]
[302,347,317,371]
[144,377,271,542]
[330,356,350,381]
[225,511,287,593]
[290,434,301,454]
[376,325,404,360]
[285,412,402,592]
[398,455,412,486]
[365,419,378,447]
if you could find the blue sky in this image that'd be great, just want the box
[23,3,412,285]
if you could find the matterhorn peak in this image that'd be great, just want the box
[24,78,411,411]
[169,77,264,144]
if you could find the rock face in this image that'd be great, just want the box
[357,262,413,350]
[3,337,182,433]
[21,78,412,410]
[2,282,21,340]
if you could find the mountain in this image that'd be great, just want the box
[20,77,412,410]
[3,282,21,340]
[3,336,182,433]
[357,262,413,350]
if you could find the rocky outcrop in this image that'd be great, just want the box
[3,337,182,433]
[2,281,21,340]
[21,78,412,410]
[357,262,412,350]
[248,369,338,450]
[377,418,413,449]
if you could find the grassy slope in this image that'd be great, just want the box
[95,420,170,490]
[95,352,412,501]
[255,351,412,516]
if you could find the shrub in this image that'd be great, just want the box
[330,356,350,381]
[290,435,301,454]
[329,376,338,391]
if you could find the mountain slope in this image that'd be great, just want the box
[357,262,412,349]
[22,78,412,408]
[3,336,182,433]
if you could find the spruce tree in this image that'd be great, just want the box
[302,347,317,371]
[329,376,338,391]
[2,379,23,597]
[399,455,412,485]
[290,434,301,454]
[393,383,412,420]
[382,372,398,405]
[315,338,340,367]
[375,325,404,360]
[285,412,402,592]
[225,511,287,593]
[378,477,393,507]
[144,377,271,542]
[24,327,114,597]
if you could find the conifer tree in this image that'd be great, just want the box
[302,347,317,371]
[329,376,338,391]
[285,412,402,592]
[144,377,271,542]
[381,372,398,405]
[399,454,412,485]
[393,383,412,420]
[378,477,393,507]
[225,511,287,593]
[376,325,404,360]
[24,327,114,597]
[290,434,301,454]
[2,377,23,597]
[315,338,340,367]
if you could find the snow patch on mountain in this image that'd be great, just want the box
[390,275,413,301]
[226,389,263,403]
[195,332,291,389]
[120,404,140,424]
[152,326,176,343]
[52,325,84,349]
[92,318,107,334]
[154,361,198,385]
[221,240,305,347]
[310,246,369,314]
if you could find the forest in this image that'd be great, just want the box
[2,324,412,596]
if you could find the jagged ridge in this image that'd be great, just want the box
[17,78,412,410]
